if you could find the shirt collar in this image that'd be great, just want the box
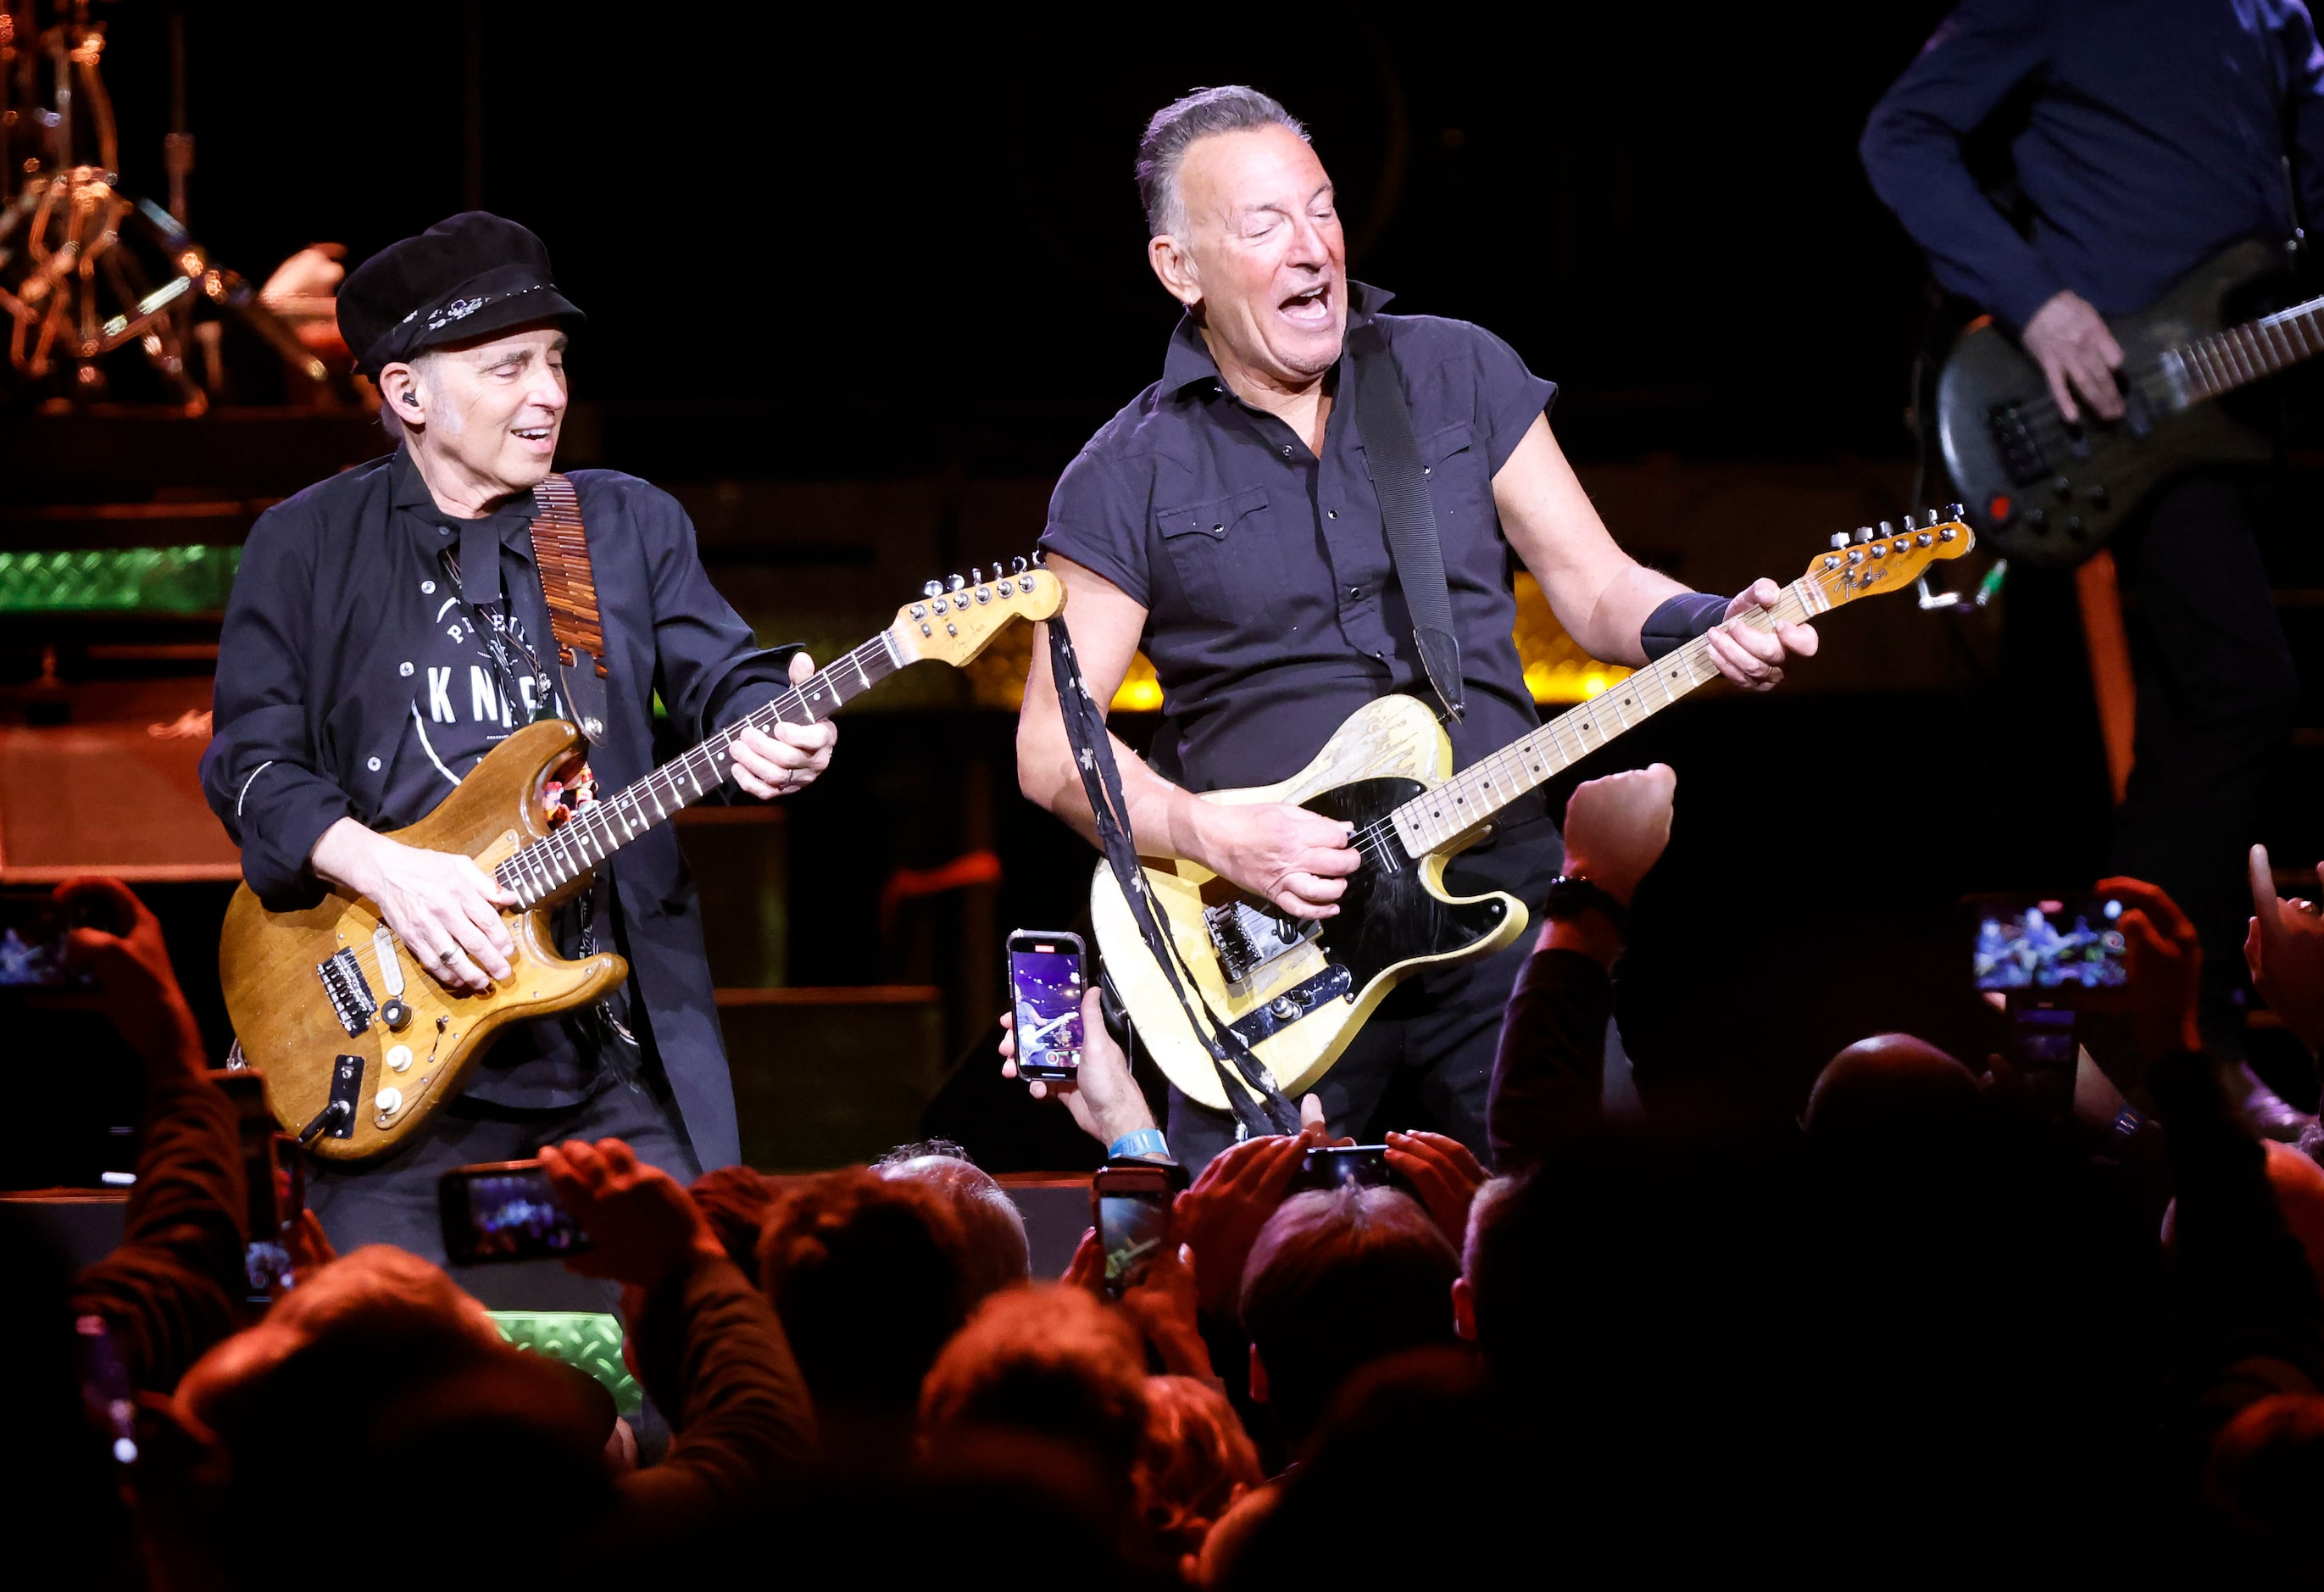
[390,443,538,544]
[1159,279,1395,397]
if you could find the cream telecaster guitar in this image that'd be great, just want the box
[1093,515,1974,1111]
[220,562,1062,1160]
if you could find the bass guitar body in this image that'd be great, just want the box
[219,719,624,1163]
[1092,695,1527,1111]
[1938,237,2280,565]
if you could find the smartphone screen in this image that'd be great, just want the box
[1971,894,2130,994]
[0,890,94,989]
[1292,1145,1397,1194]
[1009,930,1086,1082]
[1094,1169,1174,1299]
[438,1161,592,1266]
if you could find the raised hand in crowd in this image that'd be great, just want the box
[540,1137,726,1295]
[1384,1131,1488,1247]
[998,984,1159,1149]
[2245,843,2324,1055]
[1559,763,1676,924]
[1064,1227,1215,1379]
[2090,876,2205,1066]
[1171,1125,1326,1316]
[56,875,205,1076]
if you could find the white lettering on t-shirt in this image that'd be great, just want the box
[470,665,499,723]
[428,666,455,723]
[518,676,538,719]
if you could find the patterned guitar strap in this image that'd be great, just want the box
[525,476,642,1060]
[1045,617,1301,1140]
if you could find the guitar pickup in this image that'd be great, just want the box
[316,948,377,1038]
[1987,404,2049,485]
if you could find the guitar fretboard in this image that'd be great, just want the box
[1383,576,1830,859]
[495,631,902,905]
[2165,293,2324,404]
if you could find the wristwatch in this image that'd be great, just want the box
[1541,874,1629,935]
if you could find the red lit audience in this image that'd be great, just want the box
[19,765,2324,1584]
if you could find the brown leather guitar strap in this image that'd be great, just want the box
[527,473,611,743]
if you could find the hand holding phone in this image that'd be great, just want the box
[1971,892,2131,999]
[439,1159,592,1266]
[1093,1161,1177,1300]
[536,1137,726,1289]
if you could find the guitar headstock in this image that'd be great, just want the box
[889,557,1065,666]
[1804,505,1976,608]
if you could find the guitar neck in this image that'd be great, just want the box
[497,630,902,905]
[2166,292,2324,404]
[1387,577,1824,857]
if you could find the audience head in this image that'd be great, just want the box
[1238,1185,1459,1446]
[918,1283,1149,1521]
[688,1165,786,1283]
[1135,1374,1262,1573]
[757,1168,970,1427]
[876,1139,1032,1300]
[2207,1393,2324,1556]
[1803,1033,1985,1144]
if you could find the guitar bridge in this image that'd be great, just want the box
[316,948,377,1038]
[1204,899,1314,984]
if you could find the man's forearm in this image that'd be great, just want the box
[307,817,383,897]
[1568,562,1692,667]
[1022,718,1213,867]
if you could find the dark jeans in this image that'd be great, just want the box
[306,1071,700,1266]
[2110,472,2299,1049]
[1167,815,1565,1170]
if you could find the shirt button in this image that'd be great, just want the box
[1348,587,1361,599]
[1327,509,1337,520]
[421,580,436,594]
[399,661,414,677]
[438,526,451,537]
[1282,446,1293,457]
[366,756,382,772]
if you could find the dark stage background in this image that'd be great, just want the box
[8,3,2321,1178]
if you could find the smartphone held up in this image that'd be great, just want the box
[439,1160,592,1266]
[1009,928,1086,1082]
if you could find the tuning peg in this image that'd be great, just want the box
[1854,526,1875,543]
[948,573,965,593]
[1032,548,1048,565]
[1878,520,1898,538]
[970,567,984,585]
[1829,532,1850,550]
[1012,556,1028,574]
[1944,502,1965,522]
[922,579,943,598]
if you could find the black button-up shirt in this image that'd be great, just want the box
[204,447,792,1152]
[1041,282,1554,809]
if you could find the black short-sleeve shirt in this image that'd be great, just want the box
[1040,282,1555,800]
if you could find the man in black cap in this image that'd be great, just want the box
[203,213,835,1257]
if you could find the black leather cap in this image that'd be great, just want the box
[337,212,585,377]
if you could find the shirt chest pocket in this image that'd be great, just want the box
[1402,422,1501,592]
[1153,485,1284,627]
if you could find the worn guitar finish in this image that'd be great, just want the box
[1098,520,1976,1111]
[1939,238,2312,565]
[220,565,1064,1160]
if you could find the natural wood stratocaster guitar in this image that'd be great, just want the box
[221,563,1062,1160]
[1093,517,1974,1111]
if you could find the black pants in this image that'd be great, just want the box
[306,1072,700,1266]
[1166,815,1565,1170]
[2110,473,2299,1047]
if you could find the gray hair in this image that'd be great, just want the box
[1136,85,1308,239]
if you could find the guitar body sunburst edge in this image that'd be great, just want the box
[1093,696,1531,1112]
[219,719,628,1162]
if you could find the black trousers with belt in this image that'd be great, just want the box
[2109,472,2300,1047]
[1165,815,1565,1172]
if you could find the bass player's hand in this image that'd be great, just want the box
[1185,800,1360,921]
[309,817,519,995]
[2021,289,2126,424]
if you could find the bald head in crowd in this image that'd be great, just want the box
[1803,1033,1985,1143]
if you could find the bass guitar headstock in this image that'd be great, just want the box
[1804,505,1976,609]
[890,555,1065,667]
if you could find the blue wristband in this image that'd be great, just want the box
[1109,1127,1170,1161]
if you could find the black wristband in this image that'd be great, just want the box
[1640,592,1729,661]
[1542,874,1629,935]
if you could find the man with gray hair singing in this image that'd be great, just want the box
[1017,86,1816,1166]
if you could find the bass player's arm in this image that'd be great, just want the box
[1015,553,1357,922]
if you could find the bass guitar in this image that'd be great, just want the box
[1093,517,1971,1112]
[220,563,1063,1160]
[1939,237,2316,565]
